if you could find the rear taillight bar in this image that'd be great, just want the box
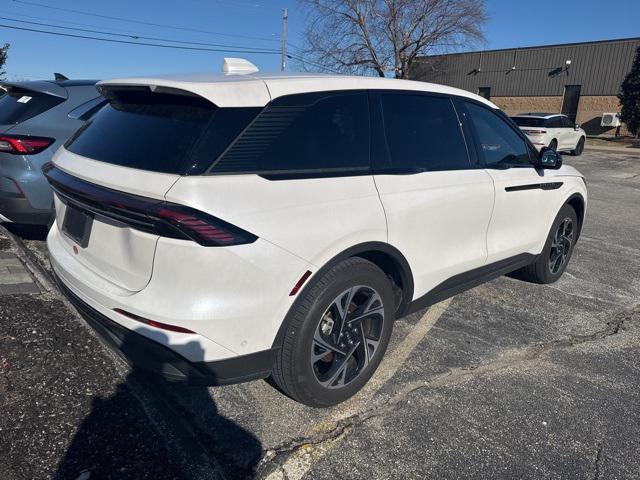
[524,130,547,135]
[42,163,257,247]
[0,134,54,155]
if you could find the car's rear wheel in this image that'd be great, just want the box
[571,137,585,156]
[518,204,578,284]
[549,139,558,151]
[272,257,395,407]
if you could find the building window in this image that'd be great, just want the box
[478,87,491,100]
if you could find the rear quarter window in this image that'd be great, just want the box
[65,87,260,175]
[210,91,370,175]
[0,89,64,124]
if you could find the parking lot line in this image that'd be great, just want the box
[329,298,453,422]
[266,298,452,480]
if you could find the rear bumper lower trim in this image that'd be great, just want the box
[0,193,53,225]
[54,272,277,386]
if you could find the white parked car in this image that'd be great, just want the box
[511,113,586,155]
[45,61,587,407]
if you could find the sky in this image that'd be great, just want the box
[0,0,638,81]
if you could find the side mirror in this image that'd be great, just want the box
[574,123,580,130]
[537,147,562,169]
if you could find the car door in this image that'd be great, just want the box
[560,115,579,149]
[371,92,495,300]
[460,100,557,263]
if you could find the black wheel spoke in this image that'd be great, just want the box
[311,285,385,389]
[313,328,347,357]
[347,306,384,326]
[548,217,573,274]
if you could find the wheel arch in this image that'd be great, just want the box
[271,242,414,350]
[565,192,586,239]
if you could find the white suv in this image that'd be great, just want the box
[512,113,586,155]
[45,64,587,407]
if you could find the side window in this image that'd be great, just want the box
[561,116,573,128]
[548,116,562,128]
[380,94,469,171]
[464,102,531,168]
[211,92,369,174]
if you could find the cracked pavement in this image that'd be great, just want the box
[1,150,639,479]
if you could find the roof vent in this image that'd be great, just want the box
[222,58,259,75]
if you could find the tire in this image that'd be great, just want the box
[518,204,578,284]
[549,139,558,151]
[571,137,585,156]
[272,257,395,407]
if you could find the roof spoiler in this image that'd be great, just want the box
[0,80,68,99]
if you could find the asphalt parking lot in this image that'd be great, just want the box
[1,150,639,480]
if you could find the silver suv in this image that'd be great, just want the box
[0,79,104,225]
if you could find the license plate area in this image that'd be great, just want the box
[62,203,94,248]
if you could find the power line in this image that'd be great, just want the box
[0,23,281,55]
[12,0,281,44]
[286,53,341,74]
[0,10,277,50]
[0,15,279,52]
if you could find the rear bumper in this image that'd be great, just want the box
[0,192,53,224]
[0,150,55,225]
[55,272,278,385]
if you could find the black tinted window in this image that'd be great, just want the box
[511,117,545,128]
[211,92,369,174]
[380,94,469,171]
[560,116,573,128]
[465,102,531,168]
[0,89,64,124]
[65,88,260,175]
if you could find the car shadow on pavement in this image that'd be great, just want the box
[53,330,263,480]
[3,223,49,241]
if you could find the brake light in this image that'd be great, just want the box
[42,163,258,247]
[114,308,195,334]
[152,205,253,246]
[0,135,54,154]
[525,130,547,135]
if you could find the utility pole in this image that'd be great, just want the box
[280,7,288,72]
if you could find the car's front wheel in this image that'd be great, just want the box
[272,257,395,407]
[518,204,578,284]
[571,137,585,156]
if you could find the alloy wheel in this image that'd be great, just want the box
[311,285,385,389]
[549,217,574,274]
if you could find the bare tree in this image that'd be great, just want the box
[0,44,10,81]
[297,0,486,79]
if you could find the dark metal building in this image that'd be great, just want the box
[410,37,640,135]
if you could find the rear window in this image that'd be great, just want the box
[0,88,65,125]
[65,87,260,175]
[511,117,546,128]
